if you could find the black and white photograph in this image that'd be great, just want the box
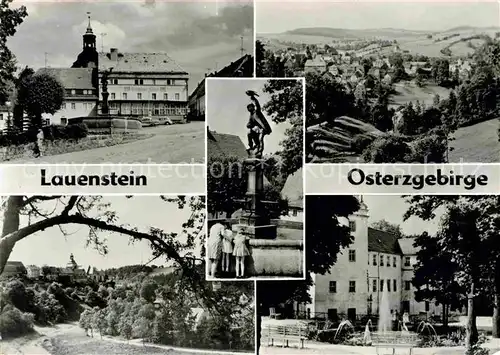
[257,195,500,355]
[0,195,255,354]
[0,0,253,164]
[256,1,500,163]
[206,78,305,280]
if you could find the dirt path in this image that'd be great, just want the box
[6,122,205,164]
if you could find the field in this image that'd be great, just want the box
[389,82,452,109]
[259,26,499,58]
[449,118,500,163]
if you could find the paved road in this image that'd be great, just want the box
[7,122,205,164]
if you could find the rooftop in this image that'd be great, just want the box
[368,227,402,255]
[36,68,94,90]
[98,51,187,74]
[281,168,303,208]
[208,129,248,159]
[398,237,419,255]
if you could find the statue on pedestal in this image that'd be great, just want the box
[100,68,113,115]
[245,90,272,157]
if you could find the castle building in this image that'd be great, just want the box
[70,15,189,122]
[304,199,440,322]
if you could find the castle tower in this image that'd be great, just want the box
[83,13,96,51]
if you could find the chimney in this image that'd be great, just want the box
[110,48,118,61]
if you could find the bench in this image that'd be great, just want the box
[264,325,308,349]
[374,343,414,355]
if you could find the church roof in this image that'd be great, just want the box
[368,227,402,255]
[98,52,187,74]
[37,68,94,90]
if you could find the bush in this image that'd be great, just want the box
[409,134,447,163]
[351,135,373,154]
[363,135,412,163]
[0,123,88,147]
[0,306,35,339]
[81,118,112,129]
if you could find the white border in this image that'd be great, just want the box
[204,77,306,282]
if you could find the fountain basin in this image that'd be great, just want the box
[371,331,419,346]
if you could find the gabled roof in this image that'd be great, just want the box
[398,237,419,255]
[98,52,187,74]
[208,130,248,159]
[281,168,303,208]
[368,227,402,255]
[37,68,94,90]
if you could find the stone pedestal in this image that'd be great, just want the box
[101,92,109,115]
[233,156,277,240]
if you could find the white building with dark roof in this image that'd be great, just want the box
[38,67,98,125]
[303,198,441,322]
[98,49,189,121]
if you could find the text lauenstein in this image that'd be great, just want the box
[41,169,147,186]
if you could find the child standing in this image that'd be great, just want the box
[232,229,250,278]
[221,228,234,273]
[207,222,224,277]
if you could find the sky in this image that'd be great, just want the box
[207,78,294,155]
[257,1,500,33]
[8,0,254,93]
[361,195,442,236]
[3,196,204,270]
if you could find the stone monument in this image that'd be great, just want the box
[100,68,113,115]
[233,90,277,239]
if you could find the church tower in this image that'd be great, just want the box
[72,13,98,69]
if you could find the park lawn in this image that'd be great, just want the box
[389,82,452,108]
[449,118,500,163]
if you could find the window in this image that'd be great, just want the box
[380,279,384,291]
[348,250,356,262]
[137,93,142,100]
[349,281,356,293]
[393,256,397,267]
[387,279,391,292]
[329,281,336,293]
[386,256,390,266]
[134,79,144,85]
[71,103,76,110]
[163,93,168,100]
[71,89,76,95]
[61,117,67,125]
[349,220,356,232]
[404,257,411,266]
[405,281,411,290]
[111,93,115,100]
[152,93,157,100]
[175,93,180,100]
[372,279,377,292]
[167,79,172,85]
[113,79,118,84]
[61,103,66,109]
[292,209,297,217]
[393,279,397,292]
[122,93,127,100]
[372,254,377,266]
[380,255,384,266]
[327,309,338,321]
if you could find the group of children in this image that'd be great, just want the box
[207,222,250,278]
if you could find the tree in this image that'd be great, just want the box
[262,79,304,176]
[16,72,65,128]
[404,196,500,345]
[91,308,107,339]
[0,196,208,301]
[412,232,465,327]
[0,0,28,105]
[256,195,360,349]
[140,279,158,303]
[370,220,403,238]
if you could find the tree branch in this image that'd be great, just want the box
[62,196,79,216]
[22,195,61,207]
